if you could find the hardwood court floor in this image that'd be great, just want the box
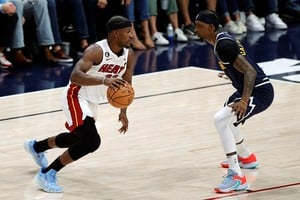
[0,67,299,200]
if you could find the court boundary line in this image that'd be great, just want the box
[0,82,230,122]
[203,182,300,200]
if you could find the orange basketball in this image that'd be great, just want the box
[107,82,135,108]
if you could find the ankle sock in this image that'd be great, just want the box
[43,157,64,173]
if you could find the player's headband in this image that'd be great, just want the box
[195,10,219,30]
[106,16,131,33]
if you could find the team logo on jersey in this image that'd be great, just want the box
[218,61,226,70]
[98,64,125,78]
[236,40,246,56]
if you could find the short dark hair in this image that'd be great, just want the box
[195,10,219,31]
[106,16,131,33]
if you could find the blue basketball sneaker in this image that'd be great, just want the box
[35,169,63,193]
[215,169,248,193]
[24,139,48,168]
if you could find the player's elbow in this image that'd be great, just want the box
[70,72,81,85]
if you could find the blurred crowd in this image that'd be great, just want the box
[0,0,299,70]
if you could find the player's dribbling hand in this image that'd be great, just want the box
[118,112,128,134]
[104,78,127,90]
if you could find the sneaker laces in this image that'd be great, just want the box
[48,170,58,185]
[37,152,45,160]
[221,175,234,184]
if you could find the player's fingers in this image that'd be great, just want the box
[118,126,127,134]
[111,79,126,89]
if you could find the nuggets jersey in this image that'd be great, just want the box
[214,32,274,126]
[61,39,129,131]
[214,32,269,93]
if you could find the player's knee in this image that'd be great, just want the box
[85,132,101,153]
[55,132,80,148]
[68,133,101,160]
[214,106,234,126]
[83,117,101,152]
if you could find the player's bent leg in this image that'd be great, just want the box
[55,132,80,148]
[24,139,48,168]
[214,106,237,161]
[68,117,101,161]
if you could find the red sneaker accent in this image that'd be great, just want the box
[220,153,258,169]
[239,153,257,164]
[233,174,247,184]
[234,175,248,190]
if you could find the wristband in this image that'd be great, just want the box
[240,99,248,105]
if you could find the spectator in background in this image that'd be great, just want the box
[242,0,287,32]
[95,0,130,39]
[177,0,217,40]
[56,0,89,53]
[1,0,33,66]
[125,0,155,50]
[280,0,300,20]
[148,0,187,46]
[22,0,58,63]
[0,0,18,69]
[217,0,247,35]
[47,0,73,63]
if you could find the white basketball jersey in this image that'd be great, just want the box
[63,39,129,104]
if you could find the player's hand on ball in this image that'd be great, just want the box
[118,112,128,134]
[104,78,127,90]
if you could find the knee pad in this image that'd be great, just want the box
[80,117,101,153]
[68,117,101,160]
[55,132,80,148]
[84,131,101,153]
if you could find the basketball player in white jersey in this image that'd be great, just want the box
[24,16,134,193]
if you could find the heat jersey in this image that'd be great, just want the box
[64,39,129,104]
[61,39,129,131]
[214,32,270,93]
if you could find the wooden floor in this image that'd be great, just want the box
[0,67,299,200]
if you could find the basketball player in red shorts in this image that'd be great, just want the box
[24,16,135,193]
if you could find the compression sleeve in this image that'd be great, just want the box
[216,39,239,64]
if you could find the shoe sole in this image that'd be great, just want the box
[221,161,259,169]
[236,182,248,191]
[215,181,248,193]
[215,181,240,193]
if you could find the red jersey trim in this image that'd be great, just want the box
[65,84,83,132]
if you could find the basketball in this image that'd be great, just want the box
[107,82,135,108]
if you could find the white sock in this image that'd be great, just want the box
[230,123,251,158]
[236,140,251,158]
[227,154,242,176]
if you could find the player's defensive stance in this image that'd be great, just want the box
[194,10,274,193]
